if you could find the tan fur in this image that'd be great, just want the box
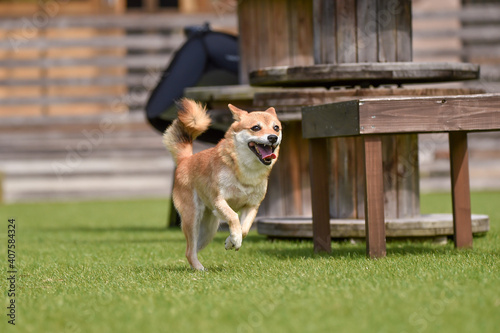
[163,98,282,270]
[163,99,211,164]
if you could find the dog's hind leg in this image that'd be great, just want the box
[177,190,206,271]
[197,209,220,252]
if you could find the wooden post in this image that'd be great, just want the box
[309,138,331,253]
[449,132,473,248]
[363,135,386,258]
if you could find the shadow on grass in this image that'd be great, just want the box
[131,263,232,274]
[252,237,465,260]
[37,226,172,233]
[255,242,365,260]
[76,238,184,245]
[36,226,186,244]
[135,264,193,274]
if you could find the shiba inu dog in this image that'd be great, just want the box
[163,98,282,270]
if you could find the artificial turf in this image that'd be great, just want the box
[1,192,499,333]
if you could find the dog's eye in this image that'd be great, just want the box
[273,125,280,132]
[251,125,261,131]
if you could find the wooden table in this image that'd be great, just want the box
[302,93,500,257]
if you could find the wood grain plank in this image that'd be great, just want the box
[257,0,271,69]
[382,135,398,218]
[328,138,340,218]
[247,0,263,76]
[272,0,290,66]
[283,121,305,216]
[396,0,412,62]
[302,93,500,138]
[290,0,314,66]
[377,0,397,62]
[356,0,378,62]
[335,137,357,218]
[302,100,360,139]
[363,135,386,258]
[257,214,490,239]
[355,137,366,218]
[313,0,336,64]
[0,34,184,50]
[299,127,312,216]
[359,94,500,134]
[396,134,420,218]
[449,132,473,248]
[0,13,237,30]
[249,62,480,87]
[0,54,171,69]
[253,88,485,113]
[312,0,323,64]
[336,0,357,63]
[261,156,286,218]
[237,0,253,84]
[309,138,332,253]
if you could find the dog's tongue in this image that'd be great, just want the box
[258,144,276,160]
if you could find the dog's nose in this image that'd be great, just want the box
[268,135,278,144]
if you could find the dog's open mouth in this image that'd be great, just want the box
[248,142,277,165]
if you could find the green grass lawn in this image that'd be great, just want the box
[1,192,499,333]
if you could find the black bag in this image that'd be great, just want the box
[145,24,239,143]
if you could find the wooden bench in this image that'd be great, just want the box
[302,93,500,257]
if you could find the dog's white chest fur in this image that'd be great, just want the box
[217,167,267,210]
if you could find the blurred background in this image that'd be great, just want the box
[0,0,499,204]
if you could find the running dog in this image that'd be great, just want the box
[163,98,281,270]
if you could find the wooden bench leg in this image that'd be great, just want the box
[309,138,332,253]
[363,135,386,258]
[449,132,473,248]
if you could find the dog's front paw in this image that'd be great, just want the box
[225,233,242,251]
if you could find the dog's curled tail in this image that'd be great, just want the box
[163,98,211,164]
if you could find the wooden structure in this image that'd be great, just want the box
[250,62,479,87]
[246,0,481,225]
[1,1,499,206]
[241,0,427,221]
[185,0,493,251]
[0,112,174,203]
[0,0,223,16]
[413,3,500,93]
[302,94,500,256]
[0,0,122,16]
[237,0,314,84]
[0,13,235,117]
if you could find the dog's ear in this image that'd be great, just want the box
[264,107,277,117]
[228,104,248,121]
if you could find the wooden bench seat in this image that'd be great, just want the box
[302,93,500,257]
